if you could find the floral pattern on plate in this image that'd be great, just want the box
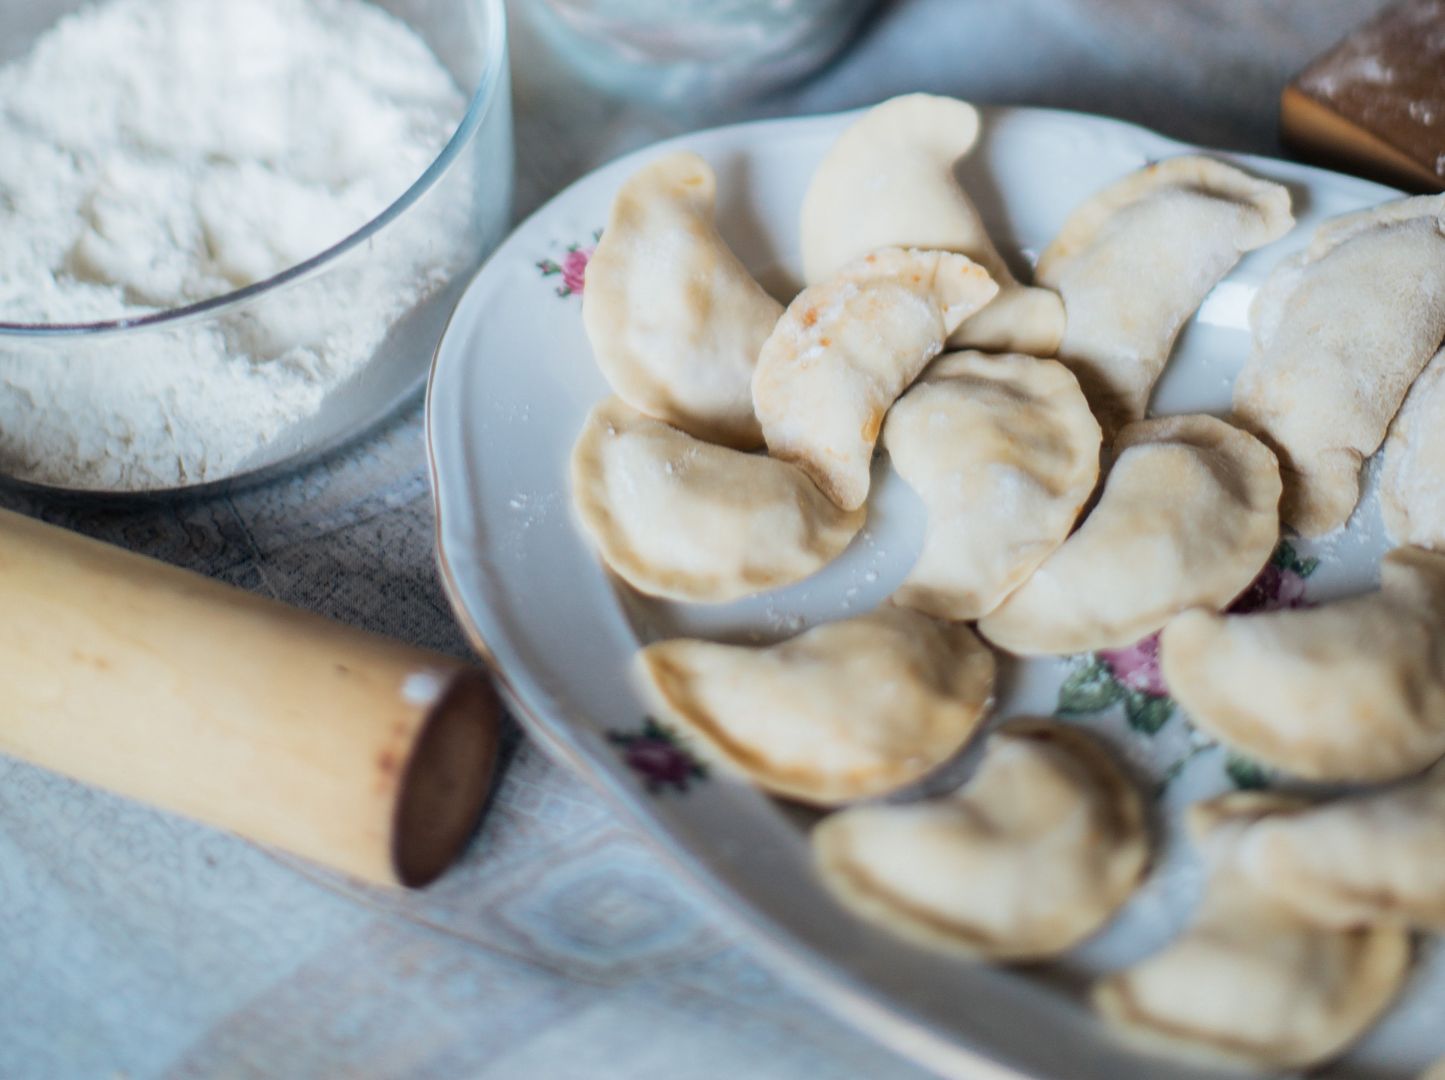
[537,230,602,297]
[1057,540,1318,787]
[609,718,709,793]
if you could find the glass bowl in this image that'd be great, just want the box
[527,0,879,105]
[0,0,514,497]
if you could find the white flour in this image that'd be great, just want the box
[0,0,468,489]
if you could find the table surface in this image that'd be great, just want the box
[0,2,1394,1077]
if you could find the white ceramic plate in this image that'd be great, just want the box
[426,106,1443,1080]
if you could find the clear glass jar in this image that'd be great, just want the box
[528,0,880,105]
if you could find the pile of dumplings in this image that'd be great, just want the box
[566,93,1445,1076]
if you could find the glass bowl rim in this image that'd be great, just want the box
[0,0,509,341]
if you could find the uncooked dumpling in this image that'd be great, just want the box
[570,397,863,602]
[1425,1057,1445,1080]
[1382,346,1445,548]
[1233,193,1445,537]
[800,94,1064,354]
[1210,764,1445,931]
[1161,545,1445,783]
[1093,793,1411,1073]
[636,607,995,805]
[882,352,1101,620]
[1037,157,1293,434]
[977,414,1280,655]
[753,247,998,511]
[582,151,784,449]
[813,720,1148,961]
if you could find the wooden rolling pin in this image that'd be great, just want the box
[1282,0,1445,192]
[0,507,500,888]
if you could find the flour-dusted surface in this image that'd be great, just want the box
[0,0,467,490]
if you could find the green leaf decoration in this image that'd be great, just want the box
[1270,540,1294,570]
[1225,752,1271,790]
[1158,757,1191,792]
[1056,657,1125,715]
[1124,691,1174,734]
[1272,540,1319,579]
[1158,757,1187,790]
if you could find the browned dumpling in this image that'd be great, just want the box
[1233,193,1445,537]
[800,93,1064,355]
[883,352,1101,621]
[582,151,783,448]
[1093,794,1411,1073]
[978,414,1280,655]
[1205,763,1445,931]
[1038,156,1293,434]
[1162,545,1445,783]
[636,608,995,805]
[570,397,863,603]
[1382,346,1445,548]
[752,247,998,511]
[813,721,1148,961]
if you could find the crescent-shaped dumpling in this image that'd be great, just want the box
[1093,794,1411,1073]
[1037,157,1293,435]
[1205,765,1445,931]
[1233,193,1445,537]
[1161,545,1445,783]
[570,397,863,603]
[752,247,998,511]
[800,94,1064,355]
[813,720,1148,961]
[977,414,1280,656]
[582,151,784,449]
[635,607,995,805]
[1382,346,1445,548]
[882,352,1101,620]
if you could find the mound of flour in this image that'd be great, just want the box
[0,0,467,489]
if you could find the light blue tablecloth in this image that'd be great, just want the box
[0,2,1390,1076]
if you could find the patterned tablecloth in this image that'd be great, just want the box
[0,2,1391,1076]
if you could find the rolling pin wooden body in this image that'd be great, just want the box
[0,507,500,887]
[1282,0,1445,193]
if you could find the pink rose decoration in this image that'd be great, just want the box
[1061,543,1319,784]
[620,738,697,790]
[1230,562,1309,615]
[561,246,591,295]
[1093,548,1315,706]
[608,718,707,794]
[537,230,602,298]
[1098,633,1167,697]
